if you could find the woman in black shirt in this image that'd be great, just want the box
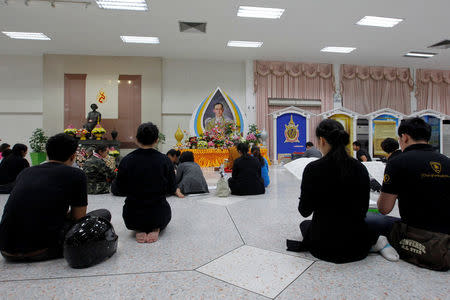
[228,143,265,196]
[112,123,176,243]
[298,119,379,263]
[0,144,29,194]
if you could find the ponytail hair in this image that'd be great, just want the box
[236,142,249,157]
[315,119,352,175]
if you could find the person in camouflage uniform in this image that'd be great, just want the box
[82,145,116,194]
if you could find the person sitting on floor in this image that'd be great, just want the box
[83,145,116,194]
[111,122,176,243]
[0,149,12,164]
[0,143,10,163]
[0,144,30,194]
[228,143,265,196]
[166,149,181,171]
[366,118,450,271]
[302,141,322,158]
[0,133,111,262]
[381,138,402,161]
[175,151,209,198]
[294,119,396,263]
[353,140,372,162]
[251,146,270,187]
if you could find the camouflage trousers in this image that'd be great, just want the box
[87,182,111,194]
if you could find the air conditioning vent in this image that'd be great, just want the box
[179,22,207,33]
[428,40,450,49]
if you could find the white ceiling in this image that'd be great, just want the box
[0,0,449,69]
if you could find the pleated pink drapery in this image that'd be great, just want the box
[416,69,450,114]
[340,65,414,115]
[254,61,335,160]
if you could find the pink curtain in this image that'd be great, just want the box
[416,69,450,114]
[254,61,335,159]
[341,65,413,115]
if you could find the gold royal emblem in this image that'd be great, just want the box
[430,162,442,174]
[284,115,300,143]
[97,89,106,104]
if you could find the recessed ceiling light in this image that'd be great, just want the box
[2,31,51,40]
[356,16,403,28]
[227,40,263,48]
[120,36,160,44]
[237,6,285,19]
[96,0,148,11]
[321,47,356,54]
[404,51,436,58]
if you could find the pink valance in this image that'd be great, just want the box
[416,69,450,85]
[255,61,334,92]
[341,64,413,88]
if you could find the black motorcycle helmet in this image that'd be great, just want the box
[64,216,118,268]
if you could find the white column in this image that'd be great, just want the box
[273,115,278,165]
[306,115,310,142]
[245,60,256,128]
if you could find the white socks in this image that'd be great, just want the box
[371,235,399,262]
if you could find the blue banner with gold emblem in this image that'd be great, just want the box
[277,113,306,158]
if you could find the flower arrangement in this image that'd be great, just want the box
[64,125,78,137]
[247,124,262,144]
[108,147,120,157]
[246,133,257,143]
[91,124,106,140]
[197,140,208,149]
[75,147,88,167]
[77,128,88,140]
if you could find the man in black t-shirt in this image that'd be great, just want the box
[366,118,450,268]
[376,118,450,234]
[353,141,372,162]
[0,134,110,262]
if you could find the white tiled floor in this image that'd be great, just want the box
[0,166,448,299]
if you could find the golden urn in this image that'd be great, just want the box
[175,126,184,147]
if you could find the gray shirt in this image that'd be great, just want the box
[303,147,322,158]
[176,162,209,194]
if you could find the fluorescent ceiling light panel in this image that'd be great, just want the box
[321,47,355,53]
[356,16,403,28]
[404,51,436,58]
[227,40,263,48]
[120,36,159,44]
[96,0,148,11]
[2,32,51,40]
[237,6,285,19]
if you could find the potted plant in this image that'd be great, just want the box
[29,128,48,166]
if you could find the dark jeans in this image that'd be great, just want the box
[1,209,111,263]
[365,212,400,238]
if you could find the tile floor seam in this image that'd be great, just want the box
[272,261,317,299]
[194,244,245,271]
[226,206,246,244]
[194,269,273,300]
[245,244,318,263]
[0,269,195,283]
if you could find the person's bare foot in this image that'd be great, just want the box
[175,188,185,198]
[136,232,147,243]
[146,229,160,243]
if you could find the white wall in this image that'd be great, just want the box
[161,59,246,153]
[0,55,43,160]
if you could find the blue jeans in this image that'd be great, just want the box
[365,212,400,238]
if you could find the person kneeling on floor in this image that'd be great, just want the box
[367,117,450,271]
[83,144,116,194]
[0,133,112,263]
[175,151,209,198]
